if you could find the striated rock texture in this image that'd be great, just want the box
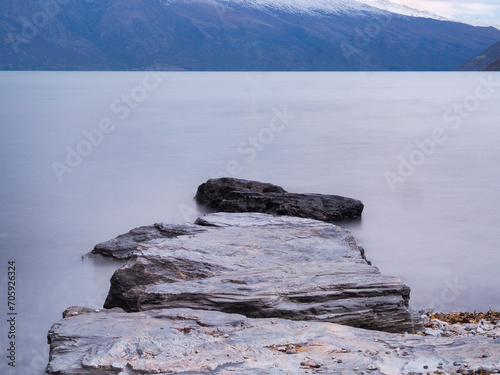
[92,223,207,259]
[46,307,500,375]
[195,178,364,222]
[92,213,417,333]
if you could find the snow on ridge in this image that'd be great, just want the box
[232,0,371,13]
[466,18,500,31]
[164,0,385,15]
[165,0,497,27]
[355,0,447,21]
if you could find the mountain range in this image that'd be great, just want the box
[1,0,500,71]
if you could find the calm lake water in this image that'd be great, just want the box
[1,71,499,374]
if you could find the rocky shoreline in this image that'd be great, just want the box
[45,179,500,374]
[47,307,500,375]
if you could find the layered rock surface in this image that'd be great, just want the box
[195,178,364,222]
[46,307,500,375]
[91,213,417,333]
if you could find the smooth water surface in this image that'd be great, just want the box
[1,71,499,374]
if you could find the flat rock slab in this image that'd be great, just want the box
[92,213,417,333]
[195,178,364,222]
[46,307,500,375]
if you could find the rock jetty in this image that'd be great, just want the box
[45,180,500,375]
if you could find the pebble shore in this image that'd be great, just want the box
[422,311,500,339]
[416,311,500,375]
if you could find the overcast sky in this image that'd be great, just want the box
[388,0,500,22]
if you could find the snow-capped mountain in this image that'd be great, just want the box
[1,0,500,71]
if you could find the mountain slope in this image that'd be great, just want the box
[456,41,500,71]
[482,58,500,71]
[1,0,500,71]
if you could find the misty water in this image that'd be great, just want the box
[1,71,500,374]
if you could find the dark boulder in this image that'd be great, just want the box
[195,178,364,222]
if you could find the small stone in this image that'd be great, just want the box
[366,364,378,371]
[286,348,297,354]
[337,359,342,363]
[309,361,322,368]
[424,365,429,369]
[301,360,321,368]
[453,362,461,367]
[353,367,359,371]
[463,324,476,331]
[424,328,442,337]
[478,365,496,372]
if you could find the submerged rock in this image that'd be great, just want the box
[46,307,500,375]
[93,213,417,333]
[195,178,364,222]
